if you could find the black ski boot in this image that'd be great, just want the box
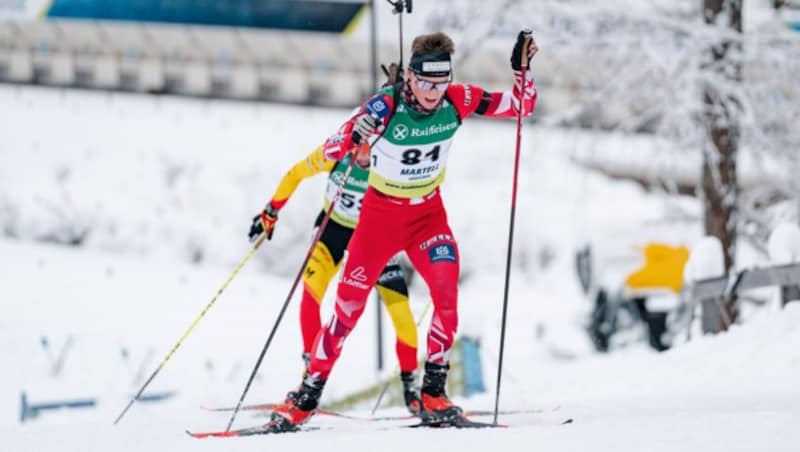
[270,375,325,431]
[400,370,421,415]
[419,362,463,423]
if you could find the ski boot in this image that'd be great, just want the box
[400,370,422,415]
[270,375,325,431]
[419,362,463,423]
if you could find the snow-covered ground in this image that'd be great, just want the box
[1,85,799,451]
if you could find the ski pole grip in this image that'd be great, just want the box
[521,34,532,69]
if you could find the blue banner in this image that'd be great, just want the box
[40,0,366,33]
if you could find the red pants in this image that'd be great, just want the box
[307,187,460,380]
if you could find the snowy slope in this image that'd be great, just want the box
[2,85,799,451]
[2,238,799,452]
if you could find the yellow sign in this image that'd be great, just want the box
[625,243,690,293]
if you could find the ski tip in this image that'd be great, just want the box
[186,429,214,439]
[186,429,236,439]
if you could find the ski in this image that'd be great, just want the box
[187,420,317,438]
[201,402,278,412]
[187,418,499,438]
[201,403,416,421]
[464,408,544,417]
[202,402,544,421]
[407,416,507,429]
[407,414,574,429]
[189,410,574,438]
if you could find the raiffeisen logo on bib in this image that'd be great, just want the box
[330,171,368,189]
[410,122,458,138]
[392,124,409,140]
[391,122,458,142]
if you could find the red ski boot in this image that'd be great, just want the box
[419,362,463,423]
[270,376,325,431]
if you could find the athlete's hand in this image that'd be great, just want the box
[248,203,279,242]
[510,30,538,70]
[351,112,378,145]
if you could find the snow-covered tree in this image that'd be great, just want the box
[427,2,800,260]
[426,0,800,332]
[701,0,741,332]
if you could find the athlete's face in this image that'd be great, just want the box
[408,71,450,111]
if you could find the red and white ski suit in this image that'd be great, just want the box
[306,70,537,380]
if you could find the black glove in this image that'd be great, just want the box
[510,29,535,71]
[351,113,378,145]
[248,203,279,242]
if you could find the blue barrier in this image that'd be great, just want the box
[459,337,486,397]
[20,390,176,423]
[20,391,95,424]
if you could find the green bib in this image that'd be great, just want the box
[368,97,461,198]
[323,153,369,229]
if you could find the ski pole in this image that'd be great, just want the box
[113,234,267,425]
[370,299,432,415]
[493,32,533,426]
[225,144,366,432]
